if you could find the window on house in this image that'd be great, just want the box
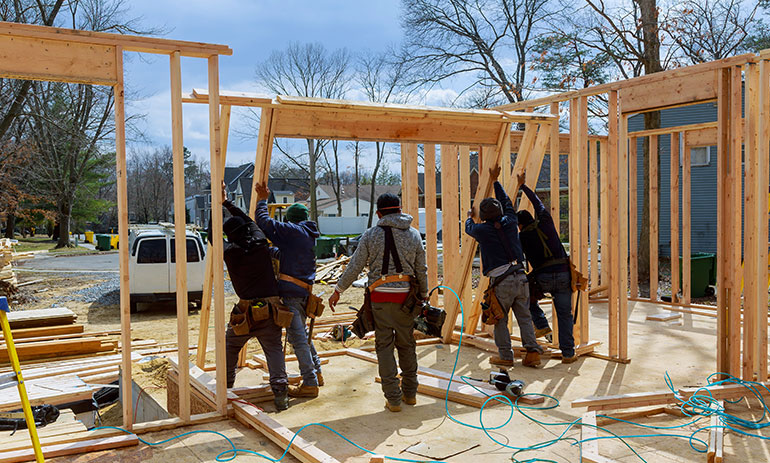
[283,197,288,203]
[679,136,711,167]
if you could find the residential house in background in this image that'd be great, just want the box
[313,184,401,217]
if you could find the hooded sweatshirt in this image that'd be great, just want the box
[335,213,429,299]
[254,199,320,298]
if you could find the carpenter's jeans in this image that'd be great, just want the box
[534,270,575,358]
[371,301,418,405]
[493,272,542,360]
[284,296,322,387]
[529,300,551,330]
[225,306,287,394]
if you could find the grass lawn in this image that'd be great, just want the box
[13,236,92,255]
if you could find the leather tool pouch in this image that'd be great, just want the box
[481,285,506,326]
[306,294,325,319]
[251,301,270,322]
[230,305,250,336]
[351,289,376,338]
[401,279,421,316]
[272,303,294,328]
[528,273,546,301]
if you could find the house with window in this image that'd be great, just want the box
[314,184,401,217]
[631,102,720,255]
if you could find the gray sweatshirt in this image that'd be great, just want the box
[335,213,429,299]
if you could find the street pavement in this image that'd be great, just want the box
[16,252,119,272]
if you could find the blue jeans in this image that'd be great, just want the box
[534,270,575,358]
[529,300,551,330]
[492,272,542,360]
[284,296,322,386]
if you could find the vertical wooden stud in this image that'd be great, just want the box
[728,66,743,377]
[207,55,227,415]
[459,145,472,310]
[670,132,680,306]
[424,144,439,306]
[550,103,561,239]
[607,91,619,357]
[618,113,629,359]
[600,141,609,289]
[682,134,692,307]
[195,105,231,369]
[757,59,770,381]
[716,68,730,375]
[649,135,659,302]
[579,97,590,345]
[169,51,190,422]
[114,45,132,430]
[589,139,599,290]
[743,63,759,380]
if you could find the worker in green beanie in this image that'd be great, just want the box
[285,203,309,223]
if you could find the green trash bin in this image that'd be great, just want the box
[314,237,336,259]
[95,234,111,251]
[678,252,717,298]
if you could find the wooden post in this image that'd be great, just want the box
[728,66,743,377]
[757,59,770,382]
[618,113,629,359]
[207,55,227,415]
[716,68,730,375]
[589,139,599,290]
[607,91,619,357]
[424,144,439,306]
[249,108,275,216]
[649,135,659,302]
[682,134,692,306]
[578,97,590,345]
[743,62,759,380]
[169,51,189,422]
[628,137,638,298]
[440,144,459,297]
[195,104,231,369]
[114,45,132,430]
[568,99,578,344]
[459,145,472,310]
[550,103,561,239]
[670,132,680,306]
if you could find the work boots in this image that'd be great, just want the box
[274,391,289,411]
[562,355,579,364]
[288,383,319,398]
[534,327,552,339]
[489,356,514,367]
[384,401,402,412]
[523,351,541,367]
[402,395,417,406]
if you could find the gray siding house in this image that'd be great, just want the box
[630,102,721,257]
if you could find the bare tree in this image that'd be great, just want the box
[320,140,343,216]
[358,49,409,226]
[126,147,174,224]
[349,141,362,216]
[401,0,556,104]
[256,42,350,222]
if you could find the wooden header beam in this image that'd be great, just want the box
[0,21,232,58]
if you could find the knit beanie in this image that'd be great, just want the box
[286,203,309,223]
[479,198,503,221]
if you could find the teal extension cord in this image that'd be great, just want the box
[95,285,770,462]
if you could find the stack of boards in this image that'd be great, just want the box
[314,256,350,284]
[0,238,17,292]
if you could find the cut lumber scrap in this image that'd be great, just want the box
[6,308,76,329]
[130,412,226,435]
[0,374,93,412]
[645,312,683,322]
[708,401,724,463]
[580,411,615,463]
[0,324,84,340]
[572,390,679,411]
[10,329,120,344]
[233,401,341,463]
[3,427,119,453]
[0,434,138,463]
[253,354,329,368]
[595,407,667,426]
[0,337,116,363]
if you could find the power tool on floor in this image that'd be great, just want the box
[331,324,352,342]
[489,369,526,397]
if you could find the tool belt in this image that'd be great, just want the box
[230,298,292,335]
[481,264,523,326]
[0,405,59,431]
[279,273,325,319]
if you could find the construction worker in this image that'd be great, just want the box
[254,183,323,398]
[465,167,542,368]
[329,193,428,412]
[515,171,577,363]
[215,183,289,410]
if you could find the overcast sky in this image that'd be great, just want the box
[122,0,442,176]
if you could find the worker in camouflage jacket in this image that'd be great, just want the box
[329,193,428,412]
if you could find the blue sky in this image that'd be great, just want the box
[123,0,434,174]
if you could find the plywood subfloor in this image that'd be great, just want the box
[57,301,770,462]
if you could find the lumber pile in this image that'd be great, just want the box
[314,256,350,284]
[0,238,18,295]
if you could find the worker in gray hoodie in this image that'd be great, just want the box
[329,193,428,412]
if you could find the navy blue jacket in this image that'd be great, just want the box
[254,200,320,297]
[465,181,525,275]
[519,185,569,274]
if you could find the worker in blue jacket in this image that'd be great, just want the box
[465,166,543,368]
[254,182,323,398]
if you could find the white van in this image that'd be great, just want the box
[128,224,206,313]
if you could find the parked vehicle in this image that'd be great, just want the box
[128,224,206,313]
